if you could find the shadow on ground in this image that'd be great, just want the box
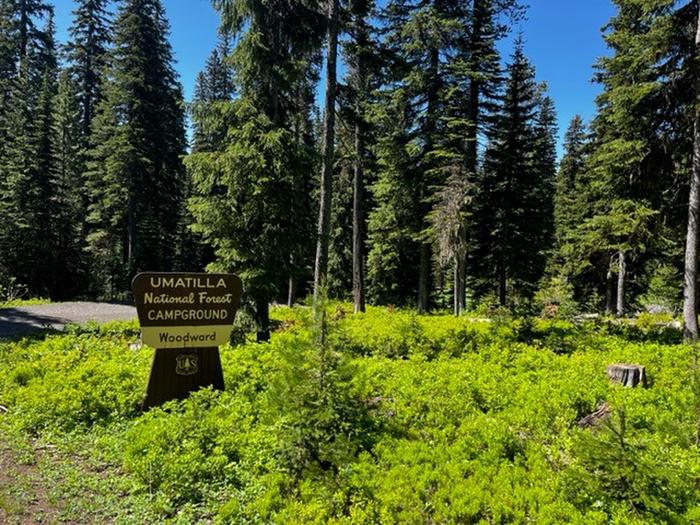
[0,308,67,339]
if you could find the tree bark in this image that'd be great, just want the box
[616,251,626,317]
[352,22,367,314]
[313,0,339,302]
[287,276,295,307]
[498,220,508,306]
[606,266,615,315]
[127,197,135,267]
[683,4,700,340]
[457,0,483,315]
[352,122,366,313]
[498,256,506,307]
[454,252,466,315]
[417,46,440,313]
[418,243,431,312]
[256,297,270,342]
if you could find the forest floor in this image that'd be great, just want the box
[0,302,136,338]
[0,438,62,524]
[0,305,697,523]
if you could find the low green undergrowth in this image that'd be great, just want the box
[0,297,51,308]
[1,305,699,523]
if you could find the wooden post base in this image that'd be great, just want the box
[142,347,225,410]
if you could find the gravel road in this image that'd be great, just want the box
[0,302,137,338]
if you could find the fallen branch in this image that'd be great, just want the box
[577,402,611,429]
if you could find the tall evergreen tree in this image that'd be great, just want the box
[188,0,324,339]
[180,31,236,273]
[0,1,56,295]
[554,116,588,256]
[474,38,555,305]
[313,0,340,301]
[65,0,110,139]
[50,71,84,298]
[570,0,695,317]
[551,115,594,301]
[453,0,522,312]
[367,0,467,310]
[347,0,375,313]
[85,0,186,297]
[191,30,234,153]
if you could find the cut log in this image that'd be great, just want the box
[577,402,611,428]
[607,364,647,387]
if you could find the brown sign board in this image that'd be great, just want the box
[132,272,243,349]
[131,272,243,409]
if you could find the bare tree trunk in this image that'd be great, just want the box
[458,0,483,314]
[352,23,367,314]
[498,242,507,307]
[454,252,466,315]
[313,0,339,302]
[498,221,508,306]
[352,123,366,313]
[418,244,431,312]
[287,276,295,307]
[417,46,440,313]
[256,297,270,342]
[606,266,615,315]
[127,198,135,266]
[684,6,700,341]
[616,251,626,317]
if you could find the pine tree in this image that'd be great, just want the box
[554,116,588,256]
[50,71,84,298]
[551,115,593,301]
[0,1,56,295]
[570,0,695,317]
[65,0,110,139]
[180,31,236,273]
[190,0,325,339]
[85,0,186,297]
[530,84,557,271]
[683,1,700,337]
[474,38,555,305]
[453,0,522,311]
[191,30,234,153]
[367,0,467,310]
[346,0,375,313]
[313,0,340,301]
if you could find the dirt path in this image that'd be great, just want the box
[0,302,136,338]
[0,440,61,524]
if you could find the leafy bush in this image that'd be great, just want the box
[0,332,147,433]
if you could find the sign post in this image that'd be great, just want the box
[132,272,243,409]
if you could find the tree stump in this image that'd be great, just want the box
[606,364,647,387]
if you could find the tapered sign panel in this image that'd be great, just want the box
[132,272,243,409]
[132,272,243,349]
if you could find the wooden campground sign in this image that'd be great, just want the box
[132,272,243,409]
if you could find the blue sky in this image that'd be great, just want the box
[52,0,616,157]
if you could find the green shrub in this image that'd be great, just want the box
[0,333,147,433]
[534,275,578,319]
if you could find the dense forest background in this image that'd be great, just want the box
[1,0,699,340]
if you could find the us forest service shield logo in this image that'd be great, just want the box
[175,353,199,376]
